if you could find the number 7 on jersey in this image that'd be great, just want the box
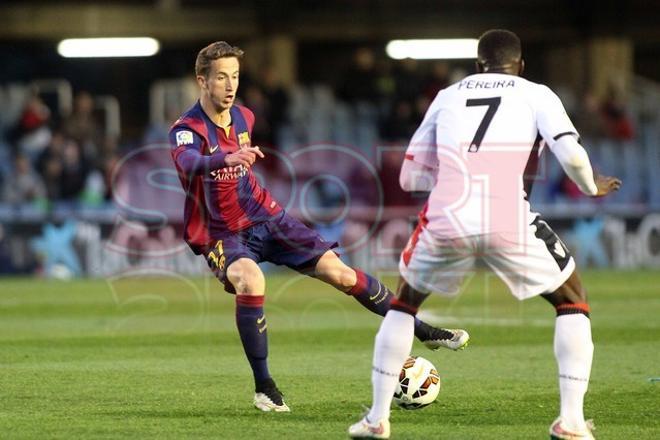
[466,97,501,152]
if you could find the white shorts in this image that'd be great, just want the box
[399,216,575,300]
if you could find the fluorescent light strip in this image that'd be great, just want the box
[386,39,478,60]
[58,38,160,58]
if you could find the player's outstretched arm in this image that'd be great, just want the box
[549,135,622,197]
[175,148,227,175]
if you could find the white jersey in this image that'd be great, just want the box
[402,73,580,238]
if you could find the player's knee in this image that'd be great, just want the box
[226,260,264,294]
[231,271,264,295]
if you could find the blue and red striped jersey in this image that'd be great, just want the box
[169,101,281,254]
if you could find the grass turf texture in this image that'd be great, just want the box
[1,270,658,439]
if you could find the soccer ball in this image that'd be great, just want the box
[393,356,441,409]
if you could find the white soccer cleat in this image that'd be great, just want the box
[253,378,290,412]
[422,328,470,351]
[549,417,595,439]
[253,391,290,412]
[348,415,390,439]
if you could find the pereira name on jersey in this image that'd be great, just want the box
[169,102,281,253]
[457,78,515,90]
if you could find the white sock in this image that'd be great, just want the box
[554,314,594,432]
[368,310,415,422]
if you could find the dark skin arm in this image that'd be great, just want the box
[593,172,622,197]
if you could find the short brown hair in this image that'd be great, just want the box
[195,41,244,78]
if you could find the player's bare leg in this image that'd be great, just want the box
[226,258,265,295]
[225,258,289,412]
[349,279,428,439]
[541,269,595,438]
[312,251,468,351]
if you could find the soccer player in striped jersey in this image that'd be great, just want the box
[169,41,469,413]
[349,29,621,439]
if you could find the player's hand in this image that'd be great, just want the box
[593,173,622,197]
[224,146,264,168]
[247,146,265,159]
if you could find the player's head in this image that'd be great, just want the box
[476,29,524,76]
[195,41,244,112]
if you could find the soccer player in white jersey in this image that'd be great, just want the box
[349,29,621,439]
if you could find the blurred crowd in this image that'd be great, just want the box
[0,47,649,211]
[0,90,117,209]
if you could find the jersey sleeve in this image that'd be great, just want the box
[405,107,440,168]
[535,85,580,145]
[169,126,226,175]
[400,105,440,192]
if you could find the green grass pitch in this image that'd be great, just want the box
[1,270,659,439]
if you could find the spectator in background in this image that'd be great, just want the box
[62,91,101,160]
[601,84,635,141]
[573,91,606,141]
[81,168,107,207]
[36,130,67,200]
[11,91,52,163]
[58,139,89,201]
[41,154,64,202]
[392,58,422,103]
[100,154,119,201]
[3,154,46,204]
[338,48,380,104]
